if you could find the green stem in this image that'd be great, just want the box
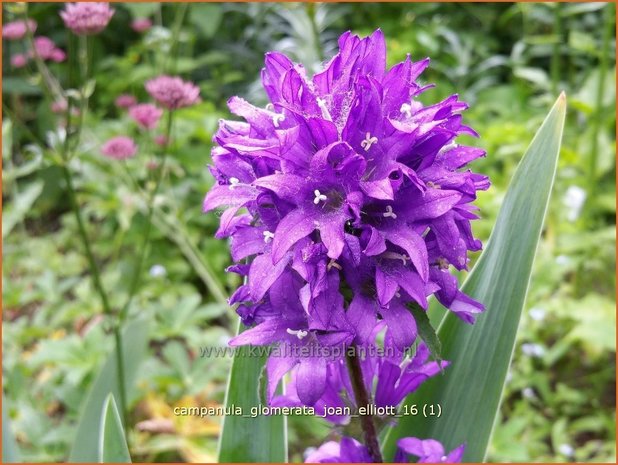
[166,3,189,74]
[347,349,383,463]
[587,3,614,216]
[61,162,128,429]
[550,3,562,96]
[118,111,174,322]
[23,8,64,100]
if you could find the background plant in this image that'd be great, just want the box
[2,2,615,463]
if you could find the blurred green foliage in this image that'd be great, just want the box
[2,2,615,463]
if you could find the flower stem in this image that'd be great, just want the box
[587,2,613,218]
[346,349,383,463]
[60,160,129,429]
[118,111,174,322]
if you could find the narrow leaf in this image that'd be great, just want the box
[382,94,566,461]
[69,318,149,462]
[217,320,287,462]
[98,395,131,463]
[408,303,442,361]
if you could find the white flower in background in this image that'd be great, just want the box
[563,185,587,222]
[522,387,536,399]
[555,255,571,266]
[558,444,574,457]
[149,264,167,278]
[529,307,547,321]
[521,343,546,358]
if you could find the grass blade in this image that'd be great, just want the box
[217,320,287,462]
[99,394,131,463]
[381,93,566,461]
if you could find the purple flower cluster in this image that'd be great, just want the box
[204,29,487,462]
[306,436,465,463]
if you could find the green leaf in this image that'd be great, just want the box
[99,395,131,463]
[381,94,566,461]
[189,4,223,38]
[69,318,150,462]
[408,303,442,361]
[217,320,287,462]
[2,395,21,463]
[2,180,44,238]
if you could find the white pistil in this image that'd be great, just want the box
[360,132,379,151]
[383,205,397,219]
[228,177,240,189]
[265,103,274,111]
[327,259,342,271]
[286,328,308,340]
[313,189,327,205]
[400,102,413,118]
[263,231,275,243]
[272,113,285,128]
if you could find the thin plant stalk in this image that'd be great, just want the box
[22,5,130,435]
[550,3,562,96]
[118,111,174,322]
[587,2,614,215]
[347,350,383,463]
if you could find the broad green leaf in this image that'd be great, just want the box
[382,94,566,461]
[2,395,21,463]
[217,320,287,462]
[99,395,131,463]
[69,318,150,462]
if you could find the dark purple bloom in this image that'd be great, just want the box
[204,28,488,420]
[305,436,464,463]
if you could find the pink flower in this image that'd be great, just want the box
[115,94,137,109]
[145,75,200,110]
[51,99,68,113]
[153,134,168,146]
[131,18,152,33]
[2,19,37,40]
[11,54,28,68]
[101,136,137,160]
[129,103,163,130]
[29,36,66,63]
[60,2,114,36]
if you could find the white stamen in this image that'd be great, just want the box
[286,328,308,340]
[360,132,378,151]
[395,291,401,298]
[400,102,412,118]
[313,189,327,205]
[440,456,448,462]
[382,251,410,266]
[438,140,458,155]
[316,97,333,121]
[272,113,285,128]
[327,259,342,271]
[263,231,275,243]
[265,103,274,111]
[228,177,240,189]
[383,205,397,219]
